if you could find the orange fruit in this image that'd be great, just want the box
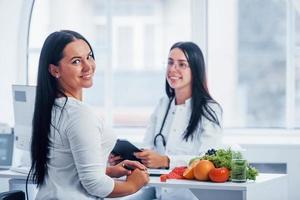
[183,159,200,179]
[194,160,215,181]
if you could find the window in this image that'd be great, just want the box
[295,5,300,127]
[28,0,300,131]
[28,0,192,128]
[208,0,299,129]
[237,0,286,127]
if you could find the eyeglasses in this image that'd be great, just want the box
[167,59,189,70]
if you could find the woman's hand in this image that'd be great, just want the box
[107,166,149,197]
[134,149,169,169]
[126,168,149,192]
[108,153,123,166]
[107,160,147,178]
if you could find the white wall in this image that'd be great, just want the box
[0,0,20,126]
[0,0,33,192]
[0,0,32,126]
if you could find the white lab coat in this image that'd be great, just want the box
[144,96,223,200]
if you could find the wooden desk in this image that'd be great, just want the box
[0,170,288,200]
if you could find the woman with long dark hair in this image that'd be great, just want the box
[30,30,149,200]
[113,42,222,200]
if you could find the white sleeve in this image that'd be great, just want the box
[66,107,114,198]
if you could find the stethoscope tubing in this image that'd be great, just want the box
[154,97,174,147]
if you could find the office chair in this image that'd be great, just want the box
[0,190,25,200]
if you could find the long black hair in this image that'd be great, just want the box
[165,42,221,141]
[30,30,94,187]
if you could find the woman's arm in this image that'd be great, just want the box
[67,107,149,198]
[107,168,149,198]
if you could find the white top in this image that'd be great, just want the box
[36,97,116,200]
[144,96,223,200]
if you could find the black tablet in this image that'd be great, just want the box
[111,139,142,162]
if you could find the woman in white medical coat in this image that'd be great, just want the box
[134,41,223,200]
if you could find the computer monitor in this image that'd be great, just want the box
[0,133,13,169]
[10,85,36,174]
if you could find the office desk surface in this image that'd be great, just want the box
[148,173,286,190]
[0,169,28,179]
[0,170,287,200]
[148,173,288,200]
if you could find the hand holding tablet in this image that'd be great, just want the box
[111,139,142,162]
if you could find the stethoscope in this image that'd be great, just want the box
[153,97,174,147]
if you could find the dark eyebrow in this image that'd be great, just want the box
[168,58,188,62]
[69,51,92,61]
[70,56,81,61]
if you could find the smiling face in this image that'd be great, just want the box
[49,39,95,99]
[166,48,192,94]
